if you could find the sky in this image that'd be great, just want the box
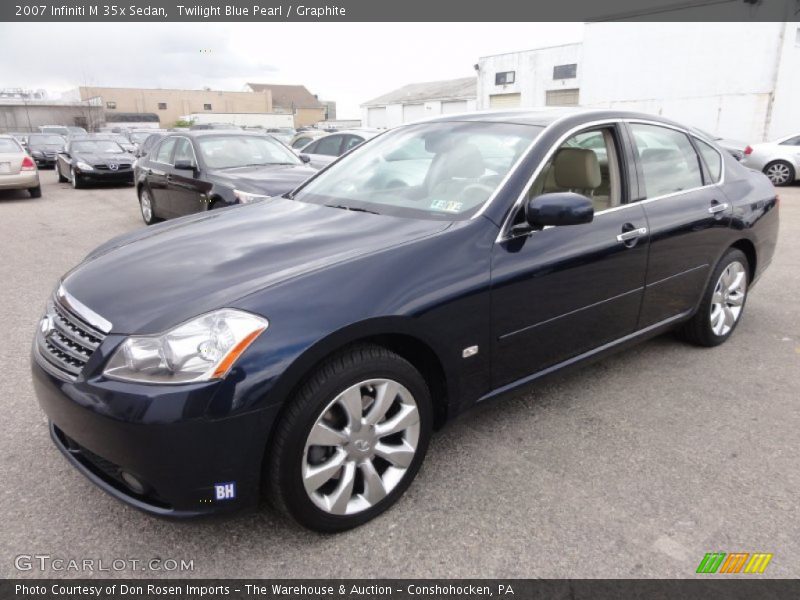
[0,23,584,118]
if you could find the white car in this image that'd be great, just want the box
[742,133,800,186]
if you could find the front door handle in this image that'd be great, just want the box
[708,202,730,214]
[616,227,648,243]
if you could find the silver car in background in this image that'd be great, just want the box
[0,135,41,198]
[298,129,380,169]
[743,133,800,186]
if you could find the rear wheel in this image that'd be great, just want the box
[266,344,433,532]
[763,160,795,186]
[678,248,748,347]
[29,185,42,198]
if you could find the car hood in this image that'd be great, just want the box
[63,198,450,334]
[208,164,317,196]
[73,151,135,164]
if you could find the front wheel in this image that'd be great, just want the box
[763,160,795,186]
[266,344,433,532]
[138,187,159,225]
[70,167,83,189]
[678,248,749,347]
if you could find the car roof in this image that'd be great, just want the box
[163,130,282,139]
[421,108,689,129]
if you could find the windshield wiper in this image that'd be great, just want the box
[324,204,380,215]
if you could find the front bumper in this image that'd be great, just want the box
[0,171,39,190]
[32,354,279,518]
[75,169,134,184]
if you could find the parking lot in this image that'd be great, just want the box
[0,171,798,579]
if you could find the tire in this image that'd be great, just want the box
[678,248,749,347]
[138,186,160,225]
[70,167,83,189]
[763,160,795,187]
[266,344,433,532]
[209,199,225,210]
[28,185,42,198]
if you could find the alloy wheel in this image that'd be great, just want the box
[140,189,153,222]
[710,261,746,336]
[302,378,420,516]
[765,163,791,185]
[70,168,78,188]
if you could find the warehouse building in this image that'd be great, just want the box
[245,83,328,127]
[361,77,477,129]
[477,22,799,142]
[71,86,274,128]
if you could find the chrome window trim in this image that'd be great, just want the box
[56,284,112,334]
[495,117,727,243]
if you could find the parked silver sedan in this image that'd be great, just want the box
[743,133,800,186]
[0,135,41,197]
[298,129,380,169]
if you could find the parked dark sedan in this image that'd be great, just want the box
[134,131,316,224]
[55,138,135,188]
[32,109,778,532]
[25,133,66,168]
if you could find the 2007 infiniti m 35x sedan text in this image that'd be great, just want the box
[32,109,778,532]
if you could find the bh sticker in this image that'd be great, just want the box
[214,482,236,500]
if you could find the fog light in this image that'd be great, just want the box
[120,471,148,495]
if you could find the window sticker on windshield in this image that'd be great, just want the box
[430,199,463,213]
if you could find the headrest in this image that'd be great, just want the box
[554,148,601,190]
[440,143,485,179]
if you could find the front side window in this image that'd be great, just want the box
[173,138,196,166]
[292,121,543,220]
[779,135,800,146]
[341,135,364,153]
[630,124,703,198]
[196,135,300,169]
[313,135,344,157]
[292,137,310,149]
[527,127,622,213]
[694,138,723,183]
[154,138,177,164]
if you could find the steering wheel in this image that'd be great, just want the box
[461,183,495,199]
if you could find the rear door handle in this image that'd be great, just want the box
[708,202,729,214]
[616,227,648,243]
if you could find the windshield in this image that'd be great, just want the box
[197,135,301,169]
[292,121,543,219]
[129,132,152,143]
[71,140,125,153]
[41,127,67,134]
[28,135,64,145]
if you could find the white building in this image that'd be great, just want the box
[362,77,477,129]
[477,22,800,142]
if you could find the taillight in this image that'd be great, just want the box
[21,156,36,171]
[744,145,753,156]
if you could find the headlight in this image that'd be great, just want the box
[234,189,271,204]
[103,309,268,384]
[75,161,94,171]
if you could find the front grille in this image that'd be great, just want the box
[94,163,132,171]
[36,296,106,380]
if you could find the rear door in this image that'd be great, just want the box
[627,122,733,327]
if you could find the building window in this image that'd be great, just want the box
[796,26,800,46]
[106,101,116,109]
[158,102,167,110]
[553,64,578,80]
[203,103,212,111]
[545,88,580,106]
[495,71,515,85]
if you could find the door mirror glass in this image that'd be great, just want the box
[524,192,594,228]
[174,159,196,171]
[299,154,311,164]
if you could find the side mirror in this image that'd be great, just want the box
[523,192,594,229]
[174,159,196,171]
[299,154,311,164]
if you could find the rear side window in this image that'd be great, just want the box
[694,138,723,183]
[154,138,177,164]
[0,138,21,152]
[630,124,703,198]
[341,135,364,153]
[780,135,800,146]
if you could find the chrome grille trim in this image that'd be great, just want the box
[36,288,110,381]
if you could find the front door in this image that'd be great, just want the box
[491,124,650,388]
[167,137,207,217]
